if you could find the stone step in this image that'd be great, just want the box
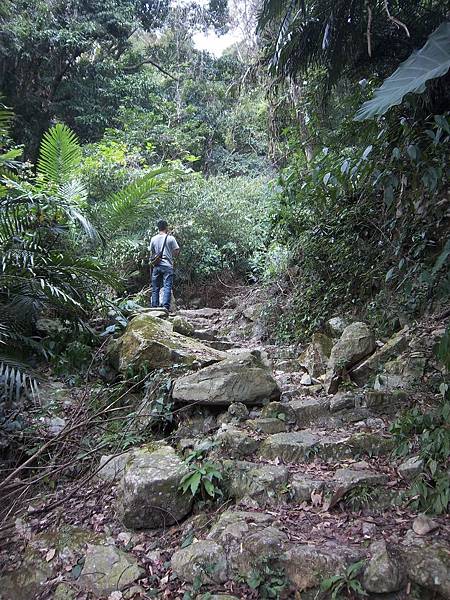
[220,458,390,508]
[259,429,394,463]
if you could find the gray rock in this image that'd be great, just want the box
[97,452,133,482]
[247,417,288,434]
[207,510,273,544]
[351,327,410,386]
[42,416,66,436]
[329,393,356,412]
[118,445,192,529]
[401,532,450,598]
[231,526,287,576]
[398,456,423,479]
[113,313,226,372]
[298,333,333,378]
[79,543,144,595]
[172,316,195,337]
[326,322,376,393]
[290,473,326,502]
[412,514,439,536]
[36,318,68,336]
[171,540,228,584]
[260,430,393,463]
[362,522,378,537]
[207,510,287,576]
[327,316,350,337]
[289,396,330,426]
[227,402,249,421]
[216,425,259,458]
[173,352,280,406]
[281,543,361,591]
[363,540,406,594]
[0,555,52,600]
[333,467,388,489]
[261,401,296,423]
[300,373,313,385]
[223,460,289,505]
[363,390,409,413]
[174,412,217,439]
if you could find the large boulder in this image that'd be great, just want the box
[118,445,192,529]
[350,327,410,386]
[326,322,376,394]
[113,314,227,372]
[401,531,450,598]
[172,352,280,406]
[171,540,228,584]
[363,540,406,594]
[298,333,333,378]
[79,543,144,595]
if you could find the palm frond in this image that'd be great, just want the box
[37,123,82,186]
[0,99,13,136]
[99,169,168,236]
[0,355,40,405]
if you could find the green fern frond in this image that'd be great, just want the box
[37,123,82,185]
[0,355,40,404]
[100,169,168,236]
[0,99,13,136]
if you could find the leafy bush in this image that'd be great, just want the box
[319,560,367,600]
[266,107,450,341]
[390,400,450,514]
[179,451,223,500]
[243,558,289,599]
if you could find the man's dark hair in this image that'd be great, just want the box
[157,219,168,231]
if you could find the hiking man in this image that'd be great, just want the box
[149,219,180,313]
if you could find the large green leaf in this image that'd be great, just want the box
[99,169,168,236]
[37,123,82,185]
[356,22,450,121]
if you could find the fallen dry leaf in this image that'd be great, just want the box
[45,548,56,562]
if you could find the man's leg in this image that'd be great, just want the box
[151,267,162,307]
[161,266,174,311]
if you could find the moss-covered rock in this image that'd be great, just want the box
[114,313,227,372]
[172,315,195,337]
[298,332,334,378]
[172,352,280,406]
[222,459,289,505]
[171,540,228,584]
[79,543,144,595]
[118,445,193,529]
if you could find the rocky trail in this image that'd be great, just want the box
[0,302,449,600]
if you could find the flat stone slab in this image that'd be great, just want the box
[247,417,288,434]
[223,460,289,504]
[173,352,280,406]
[289,397,330,426]
[171,541,228,584]
[260,430,393,463]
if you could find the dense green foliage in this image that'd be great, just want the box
[0,1,273,399]
[257,4,450,341]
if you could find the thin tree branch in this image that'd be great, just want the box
[122,58,178,81]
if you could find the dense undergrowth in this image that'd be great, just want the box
[262,98,450,342]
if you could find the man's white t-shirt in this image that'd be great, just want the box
[149,233,179,268]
